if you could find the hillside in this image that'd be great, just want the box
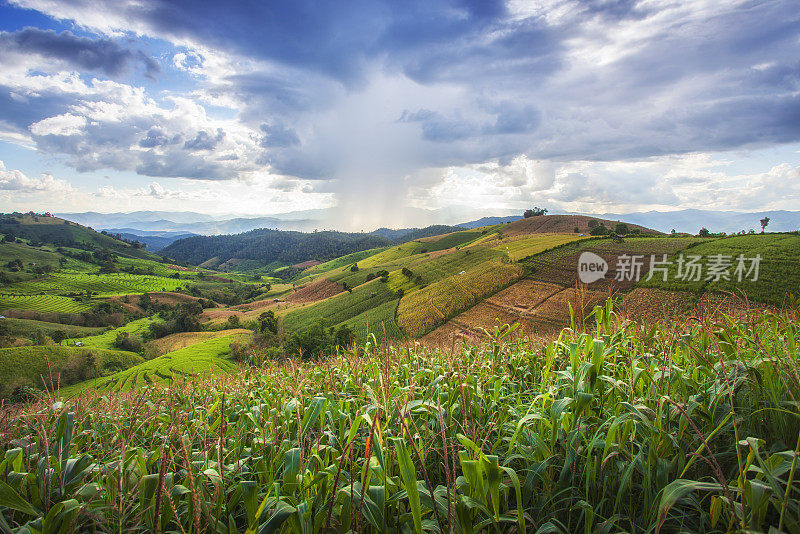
[0,212,158,260]
[160,224,470,270]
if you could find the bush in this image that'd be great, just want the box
[614,223,629,234]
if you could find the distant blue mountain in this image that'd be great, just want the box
[458,215,523,228]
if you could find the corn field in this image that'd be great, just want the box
[1,301,800,533]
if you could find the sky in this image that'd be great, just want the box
[0,0,798,229]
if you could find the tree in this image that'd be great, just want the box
[614,223,629,235]
[587,219,598,229]
[590,224,608,236]
[670,229,676,235]
[760,216,770,233]
[350,263,359,272]
[51,330,68,345]
[699,227,710,237]
[573,226,580,233]
[524,207,548,218]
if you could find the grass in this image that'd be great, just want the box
[2,303,799,532]
[0,345,142,397]
[0,317,103,339]
[0,294,92,313]
[70,316,163,350]
[66,332,250,393]
[4,270,186,297]
[422,230,484,251]
[639,233,800,306]
[282,279,398,333]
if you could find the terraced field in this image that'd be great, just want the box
[69,333,248,393]
[337,298,403,344]
[4,270,186,296]
[282,279,398,333]
[492,233,586,261]
[397,259,524,337]
[0,294,92,313]
[638,233,800,306]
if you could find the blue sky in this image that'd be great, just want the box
[0,0,798,228]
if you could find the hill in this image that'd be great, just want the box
[106,229,197,251]
[0,212,159,260]
[160,225,473,271]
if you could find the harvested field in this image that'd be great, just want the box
[484,279,564,310]
[286,279,343,303]
[621,288,694,325]
[502,214,658,237]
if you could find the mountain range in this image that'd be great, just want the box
[56,208,800,243]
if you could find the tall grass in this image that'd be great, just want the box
[1,301,799,532]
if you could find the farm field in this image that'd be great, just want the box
[3,308,799,532]
[491,232,586,260]
[337,297,403,344]
[4,270,186,297]
[0,345,142,397]
[638,233,800,306]
[282,279,398,333]
[69,332,249,393]
[0,294,92,313]
[397,259,524,337]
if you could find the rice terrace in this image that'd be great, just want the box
[2,1,800,533]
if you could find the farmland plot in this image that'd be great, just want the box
[0,294,92,313]
[5,270,186,296]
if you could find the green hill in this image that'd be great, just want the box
[0,345,143,397]
[0,212,158,260]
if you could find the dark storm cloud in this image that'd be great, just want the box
[0,27,159,78]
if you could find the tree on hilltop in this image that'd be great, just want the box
[524,207,548,218]
[760,217,770,233]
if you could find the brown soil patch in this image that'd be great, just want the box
[286,279,343,304]
[696,293,775,320]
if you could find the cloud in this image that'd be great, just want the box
[0,160,72,192]
[3,0,800,224]
[0,27,159,78]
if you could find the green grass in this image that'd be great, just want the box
[0,294,92,313]
[0,345,142,397]
[0,317,103,339]
[3,304,800,532]
[282,279,398,333]
[71,316,163,350]
[69,333,248,393]
[4,270,186,296]
[638,233,800,305]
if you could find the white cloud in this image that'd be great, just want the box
[0,161,72,192]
